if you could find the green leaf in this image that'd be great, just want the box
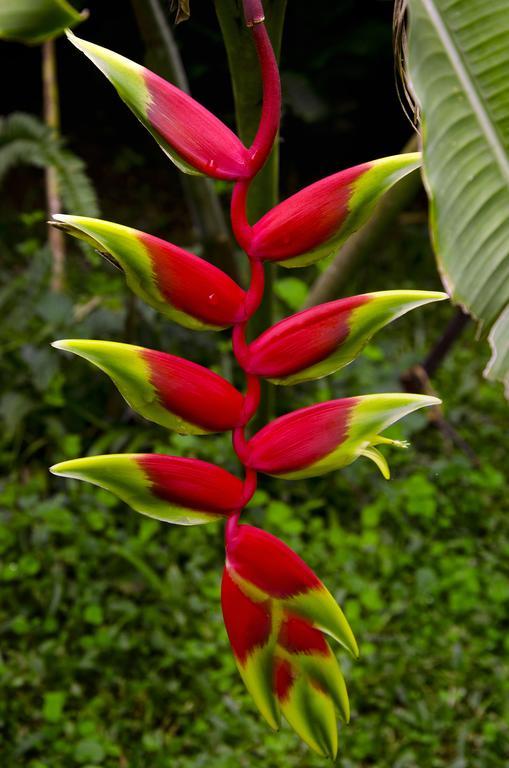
[408,0,509,395]
[274,277,308,311]
[0,0,86,44]
[42,691,66,722]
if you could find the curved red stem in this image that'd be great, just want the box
[249,24,281,176]
[242,0,265,26]
[228,11,281,533]
[231,181,252,251]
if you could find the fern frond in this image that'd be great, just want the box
[0,112,99,217]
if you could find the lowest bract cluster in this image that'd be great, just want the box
[50,1,446,757]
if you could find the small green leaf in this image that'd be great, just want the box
[84,604,103,626]
[274,277,308,311]
[0,0,86,44]
[43,691,66,722]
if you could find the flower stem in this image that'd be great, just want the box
[228,7,281,527]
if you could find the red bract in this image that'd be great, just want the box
[52,216,246,330]
[53,340,245,434]
[251,164,366,260]
[67,30,252,180]
[226,522,320,597]
[245,399,355,477]
[139,456,243,514]
[137,231,247,328]
[244,290,447,385]
[143,68,252,179]
[222,523,356,756]
[141,349,244,433]
[52,0,447,755]
[245,295,369,379]
[51,454,244,525]
[249,154,422,267]
[244,394,440,479]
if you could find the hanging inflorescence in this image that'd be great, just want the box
[50,1,446,757]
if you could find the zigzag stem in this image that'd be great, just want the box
[226,14,281,543]
[228,206,264,541]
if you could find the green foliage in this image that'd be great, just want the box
[407,0,509,394]
[0,113,99,218]
[1,219,508,765]
[0,0,84,45]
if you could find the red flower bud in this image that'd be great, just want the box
[51,455,244,525]
[245,290,447,385]
[245,394,440,479]
[222,523,356,756]
[250,154,421,267]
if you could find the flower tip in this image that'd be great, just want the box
[51,340,69,351]
[51,339,85,354]
[49,458,82,478]
[65,27,79,44]
[407,150,422,164]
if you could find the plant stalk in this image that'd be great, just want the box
[43,39,66,293]
[215,0,287,427]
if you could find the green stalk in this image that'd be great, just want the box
[43,38,66,293]
[215,0,287,427]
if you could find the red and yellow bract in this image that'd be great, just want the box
[51,0,447,756]
[222,523,356,758]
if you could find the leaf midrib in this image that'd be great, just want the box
[420,0,509,187]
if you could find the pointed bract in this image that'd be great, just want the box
[250,154,422,267]
[52,215,246,330]
[52,340,244,434]
[222,524,355,757]
[226,524,357,655]
[66,30,252,180]
[50,454,244,525]
[245,394,440,479]
[246,290,448,384]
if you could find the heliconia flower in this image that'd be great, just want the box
[52,340,245,434]
[66,30,252,180]
[52,215,246,331]
[50,454,244,525]
[245,290,448,385]
[244,394,440,480]
[249,153,422,267]
[222,523,357,757]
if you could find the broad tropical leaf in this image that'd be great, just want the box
[245,394,439,479]
[52,215,246,330]
[50,454,244,525]
[0,0,85,44]
[245,290,447,385]
[407,0,509,394]
[53,340,245,433]
[222,523,356,757]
